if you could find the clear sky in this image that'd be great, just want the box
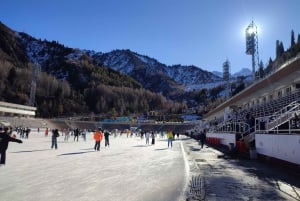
[1,0,300,73]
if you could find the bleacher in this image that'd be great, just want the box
[249,90,300,118]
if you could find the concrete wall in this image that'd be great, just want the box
[255,134,300,165]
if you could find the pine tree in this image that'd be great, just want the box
[259,60,264,78]
[291,30,295,47]
[276,40,284,58]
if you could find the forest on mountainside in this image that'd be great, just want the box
[0,59,189,118]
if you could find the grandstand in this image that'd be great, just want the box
[202,55,300,170]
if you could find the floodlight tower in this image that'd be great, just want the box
[245,20,259,80]
[223,59,231,99]
[29,63,41,106]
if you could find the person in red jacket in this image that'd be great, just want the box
[0,127,22,166]
[93,128,103,151]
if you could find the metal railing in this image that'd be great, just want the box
[209,121,250,134]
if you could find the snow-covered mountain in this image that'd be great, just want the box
[2,21,225,98]
[212,68,252,78]
[93,50,223,92]
[233,68,252,77]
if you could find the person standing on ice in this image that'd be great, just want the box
[74,128,80,142]
[94,128,103,151]
[81,129,87,141]
[199,130,206,149]
[0,127,22,166]
[51,128,59,149]
[151,131,155,145]
[104,130,111,147]
[145,131,150,145]
[166,130,173,148]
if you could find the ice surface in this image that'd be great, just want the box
[0,132,188,201]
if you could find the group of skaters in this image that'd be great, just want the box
[48,127,111,151]
[16,127,31,139]
[1,125,182,166]
[140,130,177,148]
[93,128,111,151]
[48,127,180,150]
[45,127,88,142]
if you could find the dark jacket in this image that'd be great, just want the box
[104,131,111,139]
[52,129,59,138]
[0,132,22,151]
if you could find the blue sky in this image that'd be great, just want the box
[1,0,300,73]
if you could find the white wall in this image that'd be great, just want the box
[256,134,300,165]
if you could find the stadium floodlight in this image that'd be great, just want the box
[245,20,259,80]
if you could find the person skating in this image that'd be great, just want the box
[81,129,87,141]
[104,130,111,147]
[94,128,103,151]
[151,132,155,145]
[0,127,23,166]
[145,131,150,145]
[199,130,206,149]
[74,128,79,142]
[166,130,173,148]
[51,128,59,149]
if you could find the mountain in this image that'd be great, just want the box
[0,21,230,117]
[93,50,223,94]
[18,31,223,96]
[212,68,252,78]
[233,68,252,77]
[0,21,189,117]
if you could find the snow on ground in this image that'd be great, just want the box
[0,132,188,201]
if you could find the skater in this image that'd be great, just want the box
[166,130,173,148]
[199,130,206,149]
[94,128,103,151]
[145,131,150,145]
[81,129,87,141]
[51,128,59,149]
[104,130,111,147]
[45,128,49,137]
[25,127,31,139]
[64,129,70,141]
[74,128,79,142]
[0,127,23,166]
[151,132,155,145]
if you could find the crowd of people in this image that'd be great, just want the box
[1,125,188,166]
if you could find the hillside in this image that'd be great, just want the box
[0,22,187,118]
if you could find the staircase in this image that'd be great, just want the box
[266,101,300,131]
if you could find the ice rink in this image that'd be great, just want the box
[0,132,189,201]
[1,130,300,201]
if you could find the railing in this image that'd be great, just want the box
[265,101,300,131]
[255,110,300,134]
[209,121,250,134]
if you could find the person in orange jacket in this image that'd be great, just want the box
[94,127,103,151]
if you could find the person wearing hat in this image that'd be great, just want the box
[0,127,23,166]
[93,128,103,151]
